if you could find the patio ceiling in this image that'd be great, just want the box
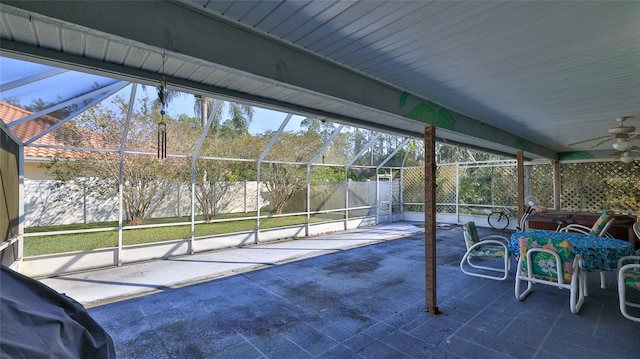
[1,1,639,161]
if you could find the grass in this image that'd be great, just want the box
[24,211,345,256]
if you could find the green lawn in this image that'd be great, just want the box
[24,211,345,256]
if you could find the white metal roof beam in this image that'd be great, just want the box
[0,68,67,92]
[2,1,555,159]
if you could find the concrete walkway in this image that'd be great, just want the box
[40,223,424,307]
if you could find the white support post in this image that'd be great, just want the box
[345,133,382,227]
[344,167,349,230]
[306,166,311,236]
[17,145,25,264]
[117,184,123,266]
[256,114,291,243]
[376,170,380,224]
[190,100,222,254]
[115,84,137,266]
[455,163,460,224]
[306,125,344,234]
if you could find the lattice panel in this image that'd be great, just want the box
[561,161,640,214]
[436,165,456,204]
[402,167,424,203]
[401,165,457,206]
[530,164,554,208]
[490,166,517,206]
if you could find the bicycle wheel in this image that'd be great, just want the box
[488,211,509,230]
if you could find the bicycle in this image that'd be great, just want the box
[487,206,533,231]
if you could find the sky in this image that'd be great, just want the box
[164,92,302,135]
[0,56,304,135]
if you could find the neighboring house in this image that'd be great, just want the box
[0,102,261,226]
[0,102,122,226]
[0,101,81,180]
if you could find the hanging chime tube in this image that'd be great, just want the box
[158,120,167,159]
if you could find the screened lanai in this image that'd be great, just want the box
[2,2,640,327]
[2,56,445,277]
[3,55,639,280]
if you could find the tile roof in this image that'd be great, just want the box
[0,102,92,159]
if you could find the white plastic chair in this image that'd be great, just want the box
[557,211,616,238]
[558,211,615,289]
[633,221,640,251]
[459,221,510,281]
[515,236,586,314]
[617,256,640,322]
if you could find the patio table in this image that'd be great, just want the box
[509,230,634,272]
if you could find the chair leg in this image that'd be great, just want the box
[583,270,588,297]
[515,273,534,301]
[600,271,606,289]
[618,265,640,322]
[460,252,509,281]
[570,270,585,314]
[514,257,534,301]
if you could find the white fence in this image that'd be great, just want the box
[23,179,383,227]
[23,179,263,227]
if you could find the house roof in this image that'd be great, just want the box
[0,102,88,160]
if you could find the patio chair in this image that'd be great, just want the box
[634,221,640,253]
[557,210,616,238]
[515,236,586,314]
[558,210,615,288]
[617,256,640,322]
[459,221,510,281]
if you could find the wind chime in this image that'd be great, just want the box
[157,54,168,159]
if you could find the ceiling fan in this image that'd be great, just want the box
[611,147,639,164]
[567,117,638,150]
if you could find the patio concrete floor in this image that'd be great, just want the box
[43,222,639,358]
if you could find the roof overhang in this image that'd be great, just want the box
[0,1,556,160]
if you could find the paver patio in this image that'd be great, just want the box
[78,223,639,358]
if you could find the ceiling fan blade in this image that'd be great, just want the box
[566,135,610,147]
[588,136,614,149]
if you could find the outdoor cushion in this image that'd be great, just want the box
[518,236,574,283]
[622,270,640,291]
[463,222,505,257]
[589,211,615,236]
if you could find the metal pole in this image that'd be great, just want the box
[190,100,222,254]
[424,126,439,315]
[455,163,460,223]
[256,113,291,243]
[116,84,137,266]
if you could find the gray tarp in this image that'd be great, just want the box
[0,265,115,358]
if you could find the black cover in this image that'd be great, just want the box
[0,265,115,358]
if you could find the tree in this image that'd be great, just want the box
[147,90,258,221]
[194,96,254,135]
[259,131,324,214]
[44,94,184,225]
[188,98,256,219]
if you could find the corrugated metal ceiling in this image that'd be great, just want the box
[193,0,640,154]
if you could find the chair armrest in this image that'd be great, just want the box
[618,256,640,269]
[573,254,584,273]
[558,224,590,235]
[467,239,508,253]
[620,263,640,272]
[480,235,509,244]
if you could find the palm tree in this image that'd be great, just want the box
[194,95,254,134]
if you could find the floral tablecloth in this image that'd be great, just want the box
[509,230,634,272]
